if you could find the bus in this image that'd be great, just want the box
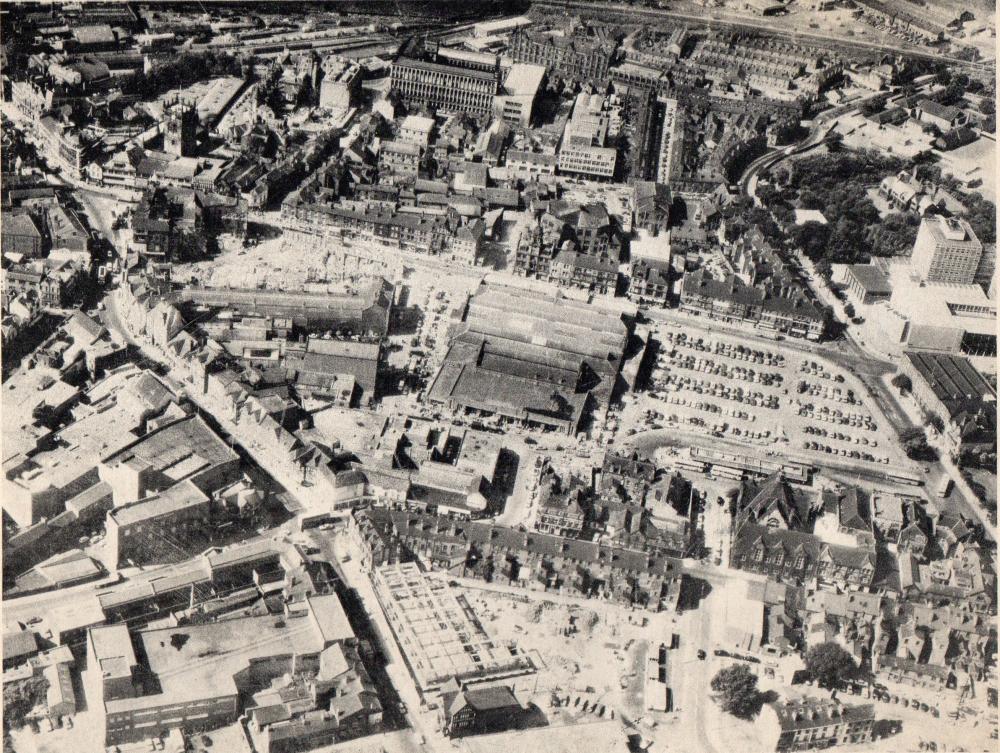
[936,476,953,498]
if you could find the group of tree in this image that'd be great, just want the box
[861,95,888,117]
[766,146,997,267]
[131,51,246,100]
[711,643,860,723]
[958,447,997,472]
[762,150,924,265]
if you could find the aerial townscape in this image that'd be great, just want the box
[0,1,996,753]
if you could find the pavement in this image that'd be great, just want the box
[333,532,443,753]
[888,376,997,541]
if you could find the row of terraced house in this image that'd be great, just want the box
[348,507,688,612]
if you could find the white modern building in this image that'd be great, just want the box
[910,216,984,285]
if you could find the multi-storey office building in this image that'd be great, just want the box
[390,57,498,118]
[910,216,983,285]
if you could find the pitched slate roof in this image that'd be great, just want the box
[734,473,811,534]
[3,213,42,239]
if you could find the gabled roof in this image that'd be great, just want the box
[837,487,871,532]
[736,473,808,532]
[917,98,960,122]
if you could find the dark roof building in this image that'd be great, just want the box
[351,507,685,612]
[633,181,671,235]
[680,268,826,340]
[2,629,39,669]
[902,351,996,454]
[285,338,381,404]
[2,212,44,257]
[916,98,963,128]
[510,27,616,82]
[729,474,877,588]
[629,256,673,307]
[440,682,527,737]
[428,284,632,435]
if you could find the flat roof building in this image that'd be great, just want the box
[867,260,995,358]
[558,92,617,179]
[319,58,361,112]
[100,413,241,506]
[90,592,373,746]
[197,77,247,127]
[105,479,212,569]
[474,15,532,37]
[844,264,892,305]
[172,277,393,335]
[88,624,138,705]
[400,115,436,145]
[494,63,546,127]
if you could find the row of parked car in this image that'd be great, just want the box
[664,332,786,368]
[873,689,939,716]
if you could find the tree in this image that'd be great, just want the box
[710,664,762,719]
[927,413,946,435]
[3,676,49,732]
[891,373,912,393]
[904,433,938,461]
[963,191,996,244]
[861,95,887,116]
[939,80,966,107]
[804,642,858,689]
